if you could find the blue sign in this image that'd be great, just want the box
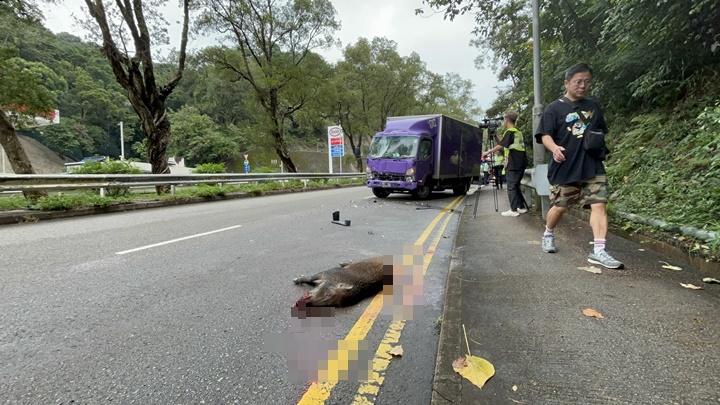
[330,145,344,157]
[244,165,250,173]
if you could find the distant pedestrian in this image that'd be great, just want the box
[481,157,491,186]
[482,111,529,217]
[534,63,623,269]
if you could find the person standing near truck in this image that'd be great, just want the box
[534,63,623,269]
[481,111,529,217]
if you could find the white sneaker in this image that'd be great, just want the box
[517,208,528,214]
[501,210,519,217]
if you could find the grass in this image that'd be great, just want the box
[0,178,366,212]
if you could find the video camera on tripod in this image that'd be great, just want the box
[478,117,504,138]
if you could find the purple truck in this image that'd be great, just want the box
[365,115,482,199]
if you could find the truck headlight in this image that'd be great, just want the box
[366,165,373,180]
[405,168,415,182]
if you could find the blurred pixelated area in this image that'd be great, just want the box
[273,245,426,383]
[382,245,425,321]
[264,333,372,382]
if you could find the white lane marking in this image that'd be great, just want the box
[115,225,242,255]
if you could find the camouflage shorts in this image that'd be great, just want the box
[550,175,608,208]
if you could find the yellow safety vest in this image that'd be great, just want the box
[504,127,525,151]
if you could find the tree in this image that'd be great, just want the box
[0,1,62,200]
[82,0,190,192]
[197,0,340,173]
[325,38,421,170]
[168,105,241,166]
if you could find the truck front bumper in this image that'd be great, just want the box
[366,180,418,190]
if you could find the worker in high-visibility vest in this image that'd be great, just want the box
[481,157,491,186]
[481,111,529,216]
[492,150,505,189]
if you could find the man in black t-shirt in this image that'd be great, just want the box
[534,63,624,269]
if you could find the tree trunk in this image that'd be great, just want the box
[144,110,171,194]
[0,111,48,201]
[273,131,297,173]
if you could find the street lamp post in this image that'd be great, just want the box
[531,0,551,217]
[118,121,125,160]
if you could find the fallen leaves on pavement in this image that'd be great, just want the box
[578,266,602,274]
[703,277,720,284]
[680,283,703,290]
[582,308,604,319]
[453,324,495,389]
[389,345,403,357]
[660,261,682,271]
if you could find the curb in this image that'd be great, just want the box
[431,205,469,404]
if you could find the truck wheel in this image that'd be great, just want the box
[372,188,390,198]
[411,185,431,199]
[453,181,470,196]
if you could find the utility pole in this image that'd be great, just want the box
[118,121,125,160]
[531,0,551,217]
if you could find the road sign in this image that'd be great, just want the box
[330,145,344,157]
[243,154,249,159]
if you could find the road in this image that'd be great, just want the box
[0,186,463,404]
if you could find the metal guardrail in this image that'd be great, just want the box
[0,173,365,195]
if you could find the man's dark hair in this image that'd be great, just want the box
[565,63,593,81]
[504,111,518,124]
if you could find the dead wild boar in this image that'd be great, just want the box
[293,256,391,307]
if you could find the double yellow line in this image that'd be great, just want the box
[297,195,466,404]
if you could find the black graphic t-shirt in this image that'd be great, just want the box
[534,97,608,185]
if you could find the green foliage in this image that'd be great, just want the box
[192,163,226,174]
[0,194,28,210]
[193,184,228,198]
[168,105,241,166]
[71,159,143,174]
[606,103,720,240]
[35,193,114,210]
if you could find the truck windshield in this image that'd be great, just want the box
[368,136,419,159]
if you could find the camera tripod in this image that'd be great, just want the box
[473,123,501,218]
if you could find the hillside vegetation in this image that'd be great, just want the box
[424,0,720,257]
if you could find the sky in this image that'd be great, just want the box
[41,0,502,116]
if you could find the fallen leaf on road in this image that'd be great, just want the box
[453,324,495,389]
[703,278,720,284]
[512,385,518,391]
[638,248,646,252]
[389,345,403,357]
[582,308,604,319]
[578,266,602,274]
[527,241,540,245]
[660,261,682,271]
[453,356,495,389]
[680,283,703,290]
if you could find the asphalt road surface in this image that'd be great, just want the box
[0,186,463,404]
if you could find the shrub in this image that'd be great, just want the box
[70,159,142,197]
[194,184,227,198]
[71,159,143,174]
[0,194,28,210]
[192,163,226,174]
[36,193,113,210]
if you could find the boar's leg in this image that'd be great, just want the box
[293,274,321,285]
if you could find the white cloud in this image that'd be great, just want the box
[41,0,501,113]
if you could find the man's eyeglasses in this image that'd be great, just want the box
[570,79,592,86]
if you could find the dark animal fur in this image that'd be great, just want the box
[293,256,389,307]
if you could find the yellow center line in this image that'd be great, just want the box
[351,197,462,404]
[297,196,465,404]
